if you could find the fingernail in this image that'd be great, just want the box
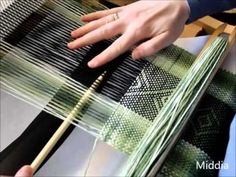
[80,16,85,20]
[132,52,140,60]
[80,15,87,22]
[67,42,74,49]
[71,31,75,37]
[88,61,96,68]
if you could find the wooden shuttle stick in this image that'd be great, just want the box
[31,72,106,173]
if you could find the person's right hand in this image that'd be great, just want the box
[15,165,33,177]
[68,0,190,68]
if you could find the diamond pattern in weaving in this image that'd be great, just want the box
[100,63,180,154]
[120,63,180,121]
[100,46,192,154]
[158,71,235,176]
[181,93,234,161]
[158,93,234,177]
[158,140,215,177]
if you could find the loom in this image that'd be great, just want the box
[1,0,235,176]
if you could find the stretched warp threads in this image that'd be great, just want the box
[31,72,106,173]
[1,0,106,40]
[1,0,107,77]
[2,0,148,103]
[0,42,117,133]
[0,41,151,142]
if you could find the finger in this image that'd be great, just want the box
[88,31,137,68]
[81,7,122,22]
[68,20,122,49]
[71,14,117,38]
[132,32,171,59]
[15,165,33,177]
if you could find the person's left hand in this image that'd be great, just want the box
[15,165,33,177]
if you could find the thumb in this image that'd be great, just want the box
[15,165,33,177]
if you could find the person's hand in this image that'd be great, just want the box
[68,0,190,68]
[15,165,33,177]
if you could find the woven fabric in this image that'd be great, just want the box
[100,43,235,176]
[100,105,151,154]
[159,91,234,176]
[100,46,189,154]
[206,70,236,111]
[120,63,180,121]
[158,140,215,177]
[157,64,235,176]
[182,80,235,161]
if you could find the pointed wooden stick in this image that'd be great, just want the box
[31,71,106,173]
